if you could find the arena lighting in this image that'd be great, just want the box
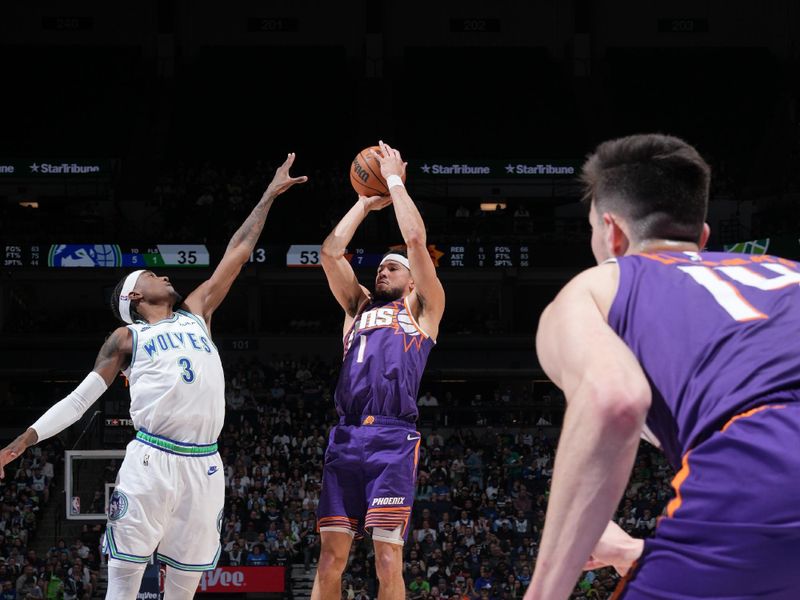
[18,201,38,208]
[480,202,507,211]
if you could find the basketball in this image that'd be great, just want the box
[349,146,405,197]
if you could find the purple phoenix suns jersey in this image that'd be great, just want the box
[608,250,800,468]
[335,297,435,422]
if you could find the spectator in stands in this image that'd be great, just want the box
[71,541,88,563]
[426,429,444,449]
[28,469,47,504]
[42,568,64,600]
[1,580,16,600]
[226,388,246,411]
[493,511,512,532]
[300,525,319,574]
[246,544,269,566]
[418,393,441,427]
[635,508,656,535]
[61,568,85,600]
[66,560,91,599]
[223,542,244,567]
[418,392,439,408]
[409,573,430,597]
[271,546,291,568]
[15,565,37,598]
[465,449,484,488]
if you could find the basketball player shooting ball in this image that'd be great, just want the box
[524,134,800,599]
[313,141,445,600]
[0,154,307,600]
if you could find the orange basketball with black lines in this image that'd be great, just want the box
[349,146,405,197]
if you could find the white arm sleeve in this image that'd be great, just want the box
[31,371,108,442]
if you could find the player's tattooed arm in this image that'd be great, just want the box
[184,153,307,323]
[228,153,306,253]
[93,326,133,384]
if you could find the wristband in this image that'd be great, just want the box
[386,175,405,190]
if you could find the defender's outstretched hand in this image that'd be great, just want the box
[264,152,308,198]
[0,447,18,479]
[0,433,33,479]
[183,152,308,323]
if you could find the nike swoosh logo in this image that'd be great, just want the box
[407,434,421,441]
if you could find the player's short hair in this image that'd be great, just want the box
[381,249,408,261]
[110,274,143,324]
[580,133,711,242]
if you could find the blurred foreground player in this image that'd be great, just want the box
[314,141,445,600]
[526,134,800,599]
[0,155,307,600]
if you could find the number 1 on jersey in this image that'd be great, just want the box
[356,335,367,363]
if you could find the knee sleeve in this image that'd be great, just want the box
[164,567,203,600]
[106,560,147,600]
[371,524,404,545]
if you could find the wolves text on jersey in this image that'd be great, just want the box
[142,332,213,359]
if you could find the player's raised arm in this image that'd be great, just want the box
[0,326,132,478]
[321,194,392,320]
[183,153,307,325]
[374,141,445,338]
[524,265,650,600]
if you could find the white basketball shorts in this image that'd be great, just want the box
[103,430,224,571]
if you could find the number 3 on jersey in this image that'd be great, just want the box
[679,262,800,321]
[178,357,195,383]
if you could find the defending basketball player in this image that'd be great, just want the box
[524,134,800,599]
[314,141,445,600]
[0,154,307,600]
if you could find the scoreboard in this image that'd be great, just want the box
[283,244,530,268]
[2,244,209,268]
[3,243,532,269]
[441,244,530,268]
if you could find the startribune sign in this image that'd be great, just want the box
[408,159,580,178]
[0,159,112,178]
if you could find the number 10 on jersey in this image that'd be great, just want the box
[679,263,800,321]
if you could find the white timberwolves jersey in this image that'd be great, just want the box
[123,309,225,443]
